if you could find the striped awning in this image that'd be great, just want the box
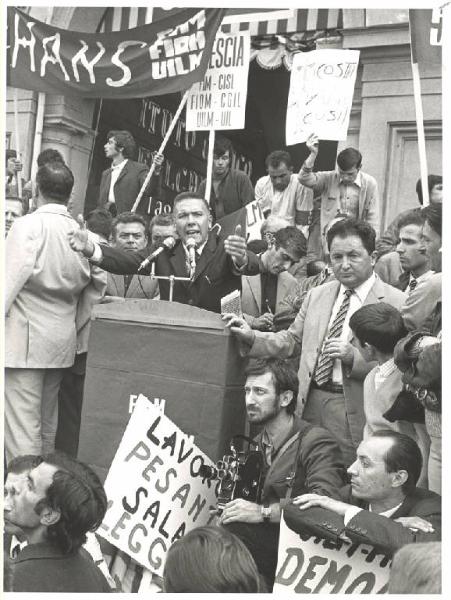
[98,7,343,37]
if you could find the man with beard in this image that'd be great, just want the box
[219,358,345,591]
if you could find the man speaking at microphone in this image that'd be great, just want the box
[68,192,259,313]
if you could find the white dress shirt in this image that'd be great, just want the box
[108,159,128,204]
[327,273,376,384]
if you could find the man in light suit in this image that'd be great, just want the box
[5,162,106,461]
[224,219,406,466]
[105,212,160,300]
[285,430,441,557]
[98,130,163,218]
[242,227,306,332]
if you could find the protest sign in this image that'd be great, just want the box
[186,32,250,131]
[7,7,225,98]
[273,515,390,594]
[286,49,360,144]
[98,395,218,577]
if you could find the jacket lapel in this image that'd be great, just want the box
[115,160,129,185]
[190,231,217,284]
[248,275,262,313]
[169,242,190,289]
[317,281,341,341]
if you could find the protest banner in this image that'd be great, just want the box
[286,49,360,145]
[98,395,218,577]
[186,31,251,131]
[273,515,390,594]
[6,7,225,98]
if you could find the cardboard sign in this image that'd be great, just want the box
[273,515,390,594]
[186,32,250,131]
[98,396,218,577]
[286,49,360,144]
[245,200,264,242]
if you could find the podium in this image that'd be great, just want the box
[77,300,247,482]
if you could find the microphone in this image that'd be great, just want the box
[138,236,176,272]
[186,237,197,276]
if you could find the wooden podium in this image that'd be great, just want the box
[77,300,247,482]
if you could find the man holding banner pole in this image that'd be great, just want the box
[197,136,255,221]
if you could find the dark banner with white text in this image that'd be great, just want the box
[7,7,225,98]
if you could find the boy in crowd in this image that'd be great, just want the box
[349,303,429,484]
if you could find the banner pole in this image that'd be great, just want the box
[13,88,23,198]
[411,61,430,207]
[204,129,215,205]
[131,89,190,213]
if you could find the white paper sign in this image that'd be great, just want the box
[286,49,360,144]
[273,515,390,594]
[186,32,250,131]
[98,396,218,577]
[245,200,264,242]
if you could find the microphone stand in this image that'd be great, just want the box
[149,263,191,302]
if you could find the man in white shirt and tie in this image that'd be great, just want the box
[224,219,406,466]
[285,430,441,557]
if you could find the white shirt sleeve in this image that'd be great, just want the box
[90,242,104,264]
[343,506,363,525]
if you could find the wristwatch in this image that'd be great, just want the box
[261,503,271,523]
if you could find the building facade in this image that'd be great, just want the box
[6,7,442,226]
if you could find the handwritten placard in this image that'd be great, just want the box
[286,49,360,144]
[186,32,250,131]
[98,396,217,577]
[273,515,390,594]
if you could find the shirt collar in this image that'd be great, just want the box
[182,240,207,256]
[413,270,434,284]
[261,415,295,458]
[35,203,70,215]
[112,158,128,170]
[369,501,403,518]
[339,170,362,187]
[376,357,397,379]
[339,272,376,303]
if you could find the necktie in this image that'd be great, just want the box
[409,278,417,292]
[314,289,353,387]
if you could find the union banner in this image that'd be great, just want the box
[6,7,226,99]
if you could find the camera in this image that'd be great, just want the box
[200,435,264,513]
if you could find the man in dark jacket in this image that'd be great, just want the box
[69,192,260,313]
[219,358,346,590]
[285,430,441,557]
[98,129,163,217]
[4,452,111,593]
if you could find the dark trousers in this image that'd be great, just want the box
[55,353,87,457]
[224,521,280,592]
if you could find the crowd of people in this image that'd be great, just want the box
[4,128,442,593]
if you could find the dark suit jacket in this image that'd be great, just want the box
[12,542,111,592]
[249,277,406,445]
[257,418,346,506]
[284,486,441,557]
[99,230,259,313]
[98,159,161,216]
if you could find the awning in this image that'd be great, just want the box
[98,7,343,37]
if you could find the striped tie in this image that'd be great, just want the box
[408,278,417,292]
[313,289,353,387]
